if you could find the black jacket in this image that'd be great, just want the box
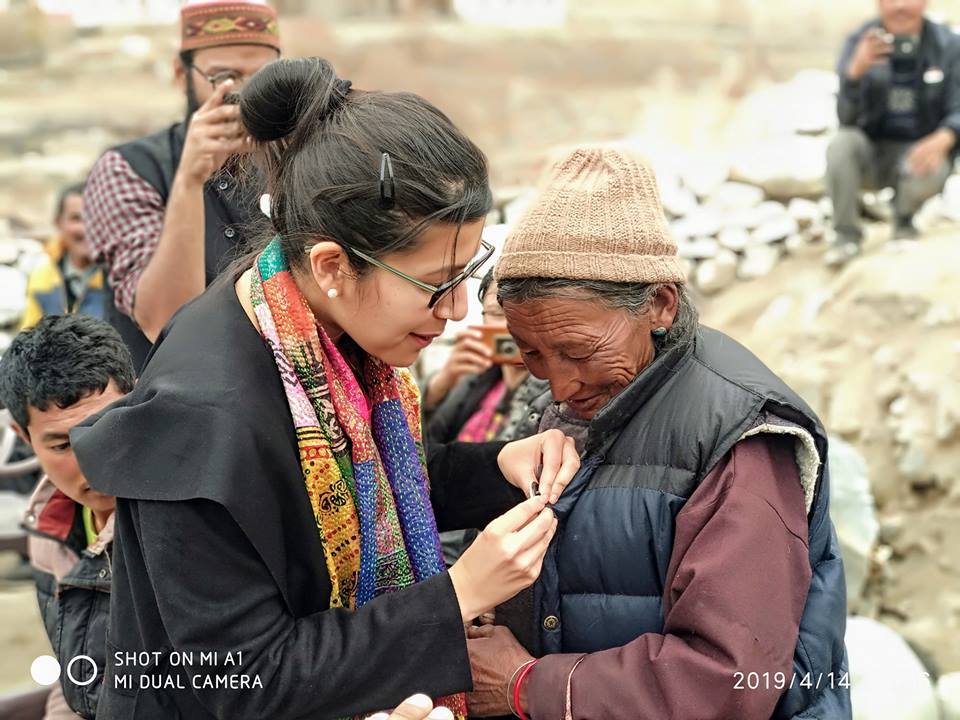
[72,278,523,719]
[837,18,960,144]
[104,122,259,371]
[23,479,112,719]
[425,367,552,447]
[425,366,503,445]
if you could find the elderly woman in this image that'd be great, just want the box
[465,148,851,720]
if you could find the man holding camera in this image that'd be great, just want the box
[826,0,960,266]
[83,1,281,369]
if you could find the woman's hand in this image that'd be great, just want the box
[364,694,454,720]
[498,429,580,503]
[466,625,535,717]
[448,495,557,623]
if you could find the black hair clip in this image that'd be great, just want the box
[379,152,395,209]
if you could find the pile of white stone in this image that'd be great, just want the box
[505,69,960,299]
[665,177,832,293]
[848,616,960,720]
[496,71,839,293]
[642,70,841,293]
[657,69,960,296]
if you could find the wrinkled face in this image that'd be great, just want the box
[503,294,654,420]
[56,193,88,264]
[318,220,488,368]
[18,382,125,516]
[879,0,926,34]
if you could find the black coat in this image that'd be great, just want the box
[837,18,960,144]
[72,277,523,719]
[23,480,111,719]
[103,122,258,372]
[424,367,552,448]
[425,366,503,445]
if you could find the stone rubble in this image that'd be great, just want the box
[939,672,960,720]
[845,616,940,720]
[828,438,879,607]
[638,71,960,300]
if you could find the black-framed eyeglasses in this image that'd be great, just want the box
[190,65,247,89]
[346,239,496,309]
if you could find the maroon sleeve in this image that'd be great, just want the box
[83,149,165,318]
[526,434,812,720]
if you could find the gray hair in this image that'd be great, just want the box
[496,277,699,352]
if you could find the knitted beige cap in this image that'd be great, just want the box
[494,146,687,284]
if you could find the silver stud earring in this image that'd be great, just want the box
[652,326,667,337]
[327,288,339,299]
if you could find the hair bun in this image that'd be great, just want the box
[240,57,348,143]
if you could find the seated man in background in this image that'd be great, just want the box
[0,315,135,719]
[826,0,960,265]
[21,182,106,329]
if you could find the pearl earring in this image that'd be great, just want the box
[652,326,667,337]
[327,288,339,299]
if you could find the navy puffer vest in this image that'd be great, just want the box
[534,327,851,718]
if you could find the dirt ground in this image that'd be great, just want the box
[0,554,53,694]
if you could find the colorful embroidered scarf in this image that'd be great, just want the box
[457,379,507,443]
[250,237,466,719]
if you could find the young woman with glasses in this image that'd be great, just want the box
[71,57,578,720]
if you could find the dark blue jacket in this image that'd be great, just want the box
[837,17,960,144]
[534,327,851,718]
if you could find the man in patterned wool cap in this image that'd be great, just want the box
[83,1,282,370]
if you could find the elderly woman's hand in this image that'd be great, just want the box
[364,694,455,720]
[466,624,535,717]
[498,429,580,503]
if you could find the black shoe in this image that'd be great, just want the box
[893,215,919,240]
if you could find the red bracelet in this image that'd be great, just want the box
[513,658,539,720]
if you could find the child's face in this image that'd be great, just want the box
[17,382,125,516]
[55,193,89,263]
